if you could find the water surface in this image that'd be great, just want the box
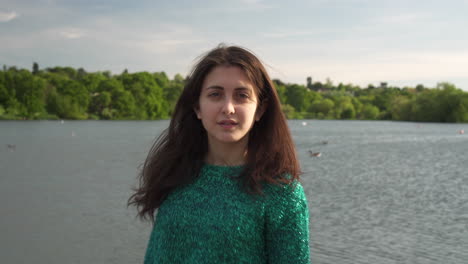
[1,120,467,263]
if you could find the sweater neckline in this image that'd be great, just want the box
[202,163,245,171]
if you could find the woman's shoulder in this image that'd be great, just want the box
[263,176,306,202]
[263,176,309,223]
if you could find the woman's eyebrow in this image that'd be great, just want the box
[205,86,252,92]
[206,85,224,90]
[234,87,251,91]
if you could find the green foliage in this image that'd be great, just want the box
[81,72,107,93]
[96,78,135,119]
[273,79,288,105]
[340,103,356,119]
[310,99,335,119]
[0,65,467,122]
[281,104,296,119]
[389,95,411,121]
[0,82,8,105]
[330,96,355,119]
[285,84,309,112]
[89,91,112,118]
[406,83,468,123]
[154,72,170,88]
[163,82,183,116]
[360,104,380,120]
[54,95,87,119]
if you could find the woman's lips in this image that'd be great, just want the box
[218,120,238,129]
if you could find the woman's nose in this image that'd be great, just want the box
[221,99,235,115]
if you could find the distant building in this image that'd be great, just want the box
[306,77,312,89]
[307,76,330,92]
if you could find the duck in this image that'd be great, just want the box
[308,150,321,157]
[6,144,16,151]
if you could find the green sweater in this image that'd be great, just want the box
[144,164,310,264]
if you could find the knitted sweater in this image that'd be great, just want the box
[144,164,310,264]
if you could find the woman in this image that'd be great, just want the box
[129,44,310,263]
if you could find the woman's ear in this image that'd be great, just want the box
[255,99,268,121]
[194,106,201,119]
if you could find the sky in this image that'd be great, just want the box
[1,0,468,90]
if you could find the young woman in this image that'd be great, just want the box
[129,45,310,263]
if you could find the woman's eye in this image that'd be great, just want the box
[208,92,220,97]
[238,93,250,99]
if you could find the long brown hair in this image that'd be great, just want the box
[128,44,300,221]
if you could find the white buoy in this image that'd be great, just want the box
[302,121,307,126]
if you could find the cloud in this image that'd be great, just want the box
[377,12,429,25]
[174,1,274,15]
[101,23,208,54]
[239,0,263,4]
[59,28,86,39]
[128,37,206,54]
[262,31,316,38]
[0,11,18,22]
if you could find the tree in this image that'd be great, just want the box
[154,72,169,88]
[389,95,411,121]
[436,82,468,122]
[273,80,288,105]
[415,84,425,92]
[10,70,46,118]
[409,89,440,122]
[0,82,8,105]
[310,99,334,119]
[340,102,356,119]
[163,82,183,116]
[120,72,168,119]
[97,78,130,118]
[53,95,85,119]
[81,72,106,93]
[360,104,380,120]
[285,84,308,112]
[89,91,112,117]
[112,89,136,119]
[47,66,78,79]
[449,93,468,122]
[281,104,296,119]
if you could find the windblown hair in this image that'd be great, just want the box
[128,44,300,221]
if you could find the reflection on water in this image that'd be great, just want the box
[1,120,467,263]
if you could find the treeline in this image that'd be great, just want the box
[1,63,467,122]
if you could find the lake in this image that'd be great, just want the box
[1,120,467,263]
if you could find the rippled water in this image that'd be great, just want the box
[1,120,467,263]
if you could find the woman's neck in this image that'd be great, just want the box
[205,140,248,166]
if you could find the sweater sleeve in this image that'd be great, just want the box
[143,222,157,264]
[265,181,310,264]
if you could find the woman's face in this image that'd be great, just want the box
[195,65,264,148]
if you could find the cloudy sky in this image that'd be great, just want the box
[1,0,468,90]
